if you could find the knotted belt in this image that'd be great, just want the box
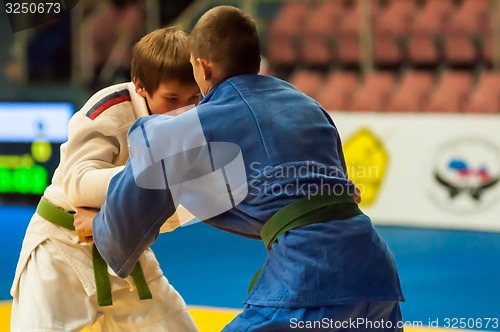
[36,196,152,306]
[248,191,363,293]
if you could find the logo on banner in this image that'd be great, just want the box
[343,128,388,206]
[431,138,500,213]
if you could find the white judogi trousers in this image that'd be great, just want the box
[10,214,198,332]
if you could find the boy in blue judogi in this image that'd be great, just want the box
[75,6,404,331]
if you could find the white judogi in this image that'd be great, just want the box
[10,83,198,331]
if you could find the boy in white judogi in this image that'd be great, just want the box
[10,27,200,331]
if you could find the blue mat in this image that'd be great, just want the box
[1,204,499,330]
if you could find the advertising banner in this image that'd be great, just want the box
[329,111,500,232]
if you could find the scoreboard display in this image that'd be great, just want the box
[0,102,74,204]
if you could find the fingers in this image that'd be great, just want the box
[78,235,94,244]
[354,186,361,204]
[348,180,362,204]
[74,219,93,243]
[74,220,92,241]
[74,207,98,243]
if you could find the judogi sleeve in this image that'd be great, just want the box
[61,107,131,208]
[92,112,213,277]
[93,110,247,276]
[92,158,176,277]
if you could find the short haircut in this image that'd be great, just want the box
[131,26,196,94]
[190,6,261,77]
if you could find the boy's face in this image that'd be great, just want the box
[139,80,200,115]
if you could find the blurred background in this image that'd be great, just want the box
[0,0,500,331]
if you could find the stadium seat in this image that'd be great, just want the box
[373,0,416,65]
[386,71,434,112]
[483,33,493,63]
[424,71,472,113]
[301,1,345,67]
[287,69,324,99]
[443,0,490,66]
[350,71,396,112]
[337,4,361,65]
[463,72,500,114]
[315,71,358,112]
[267,2,311,67]
[337,2,379,66]
[407,0,453,66]
[481,3,500,63]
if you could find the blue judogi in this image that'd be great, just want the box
[93,75,404,331]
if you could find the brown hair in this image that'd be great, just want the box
[190,6,261,78]
[131,26,195,94]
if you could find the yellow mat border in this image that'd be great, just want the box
[0,300,476,332]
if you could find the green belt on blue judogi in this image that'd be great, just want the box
[36,196,152,306]
[248,191,363,293]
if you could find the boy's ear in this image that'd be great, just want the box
[198,58,212,81]
[133,77,147,98]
